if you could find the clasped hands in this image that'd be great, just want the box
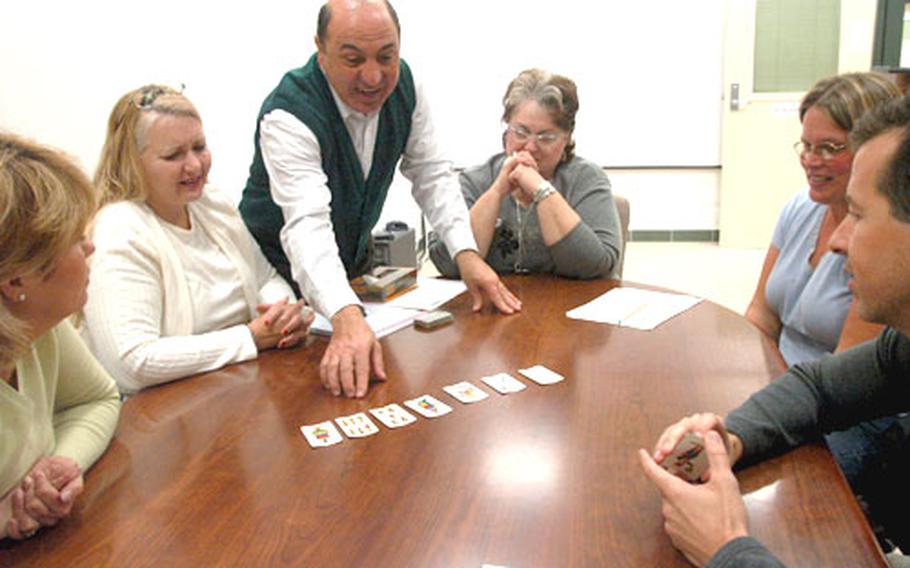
[248,297,314,351]
[2,456,83,540]
[495,151,545,207]
[638,413,750,567]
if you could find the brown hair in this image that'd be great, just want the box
[800,72,901,131]
[0,133,95,362]
[850,95,910,223]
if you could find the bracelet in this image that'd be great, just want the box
[533,181,557,205]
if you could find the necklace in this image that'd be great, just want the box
[512,196,532,274]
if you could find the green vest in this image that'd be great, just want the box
[240,54,416,284]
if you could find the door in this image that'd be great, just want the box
[719,0,879,248]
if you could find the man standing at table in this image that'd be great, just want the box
[240,0,521,399]
[639,96,910,567]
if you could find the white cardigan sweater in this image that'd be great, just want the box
[81,187,295,394]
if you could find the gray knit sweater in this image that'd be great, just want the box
[428,153,622,279]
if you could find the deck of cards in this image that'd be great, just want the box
[300,364,566,449]
[659,432,708,483]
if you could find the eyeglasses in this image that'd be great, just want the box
[793,140,848,161]
[131,83,186,109]
[506,124,564,147]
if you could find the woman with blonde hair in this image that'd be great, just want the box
[0,133,120,540]
[82,85,312,395]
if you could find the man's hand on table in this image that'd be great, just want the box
[639,430,749,567]
[454,250,522,314]
[320,305,386,398]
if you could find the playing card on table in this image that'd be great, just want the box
[369,403,418,428]
[442,380,489,404]
[481,372,527,394]
[300,420,344,448]
[518,365,565,385]
[404,394,453,418]
[334,412,380,438]
[659,432,708,483]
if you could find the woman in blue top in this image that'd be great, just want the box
[745,71,903,549]
[746,72,899,365]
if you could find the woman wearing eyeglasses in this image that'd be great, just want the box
[429,68,622,279]
[744,73,907,543]
[81,85,313,395]
[745,72,900,365]
[0,134,120,540]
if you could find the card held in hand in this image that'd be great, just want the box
[404,394,453,418]
[300,420,344,448]
[369,403,418,429]
[518,364,565,385]
[659,431,708,483]
[335,412,380,438]
[481,372,527,394]
[443,380,489,404]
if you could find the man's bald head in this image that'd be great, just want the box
[314,0,401,115]
[317,0,400,45]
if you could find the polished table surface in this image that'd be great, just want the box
[6,276,885,567]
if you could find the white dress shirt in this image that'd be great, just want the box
[259,78,476,318]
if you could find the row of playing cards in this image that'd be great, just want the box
[300,364,565,448]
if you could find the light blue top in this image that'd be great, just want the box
[765,190,851,366]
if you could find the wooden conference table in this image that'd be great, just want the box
[7,276,885,567]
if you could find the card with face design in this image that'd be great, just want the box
[481,372,527,394]
[334,412,380,438]
[659,432,708,483]
[443,380,489,404]
[369,403,418,429]
[518,365,565,385]
[300,420,344,448]
[404,395,453,418]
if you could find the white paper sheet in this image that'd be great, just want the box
[384,277,467,310]
[566,287,701,330]
[309,278,466,338]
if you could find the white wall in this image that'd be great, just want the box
[1,1,725,235]
[1,0,317,193]
[609,169,720,231]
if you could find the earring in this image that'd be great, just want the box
[17,293,26,302]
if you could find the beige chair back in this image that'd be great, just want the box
[614,195,630,278]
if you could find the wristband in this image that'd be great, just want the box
[533,180,557,205]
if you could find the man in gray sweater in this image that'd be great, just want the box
[639,95,910,567]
